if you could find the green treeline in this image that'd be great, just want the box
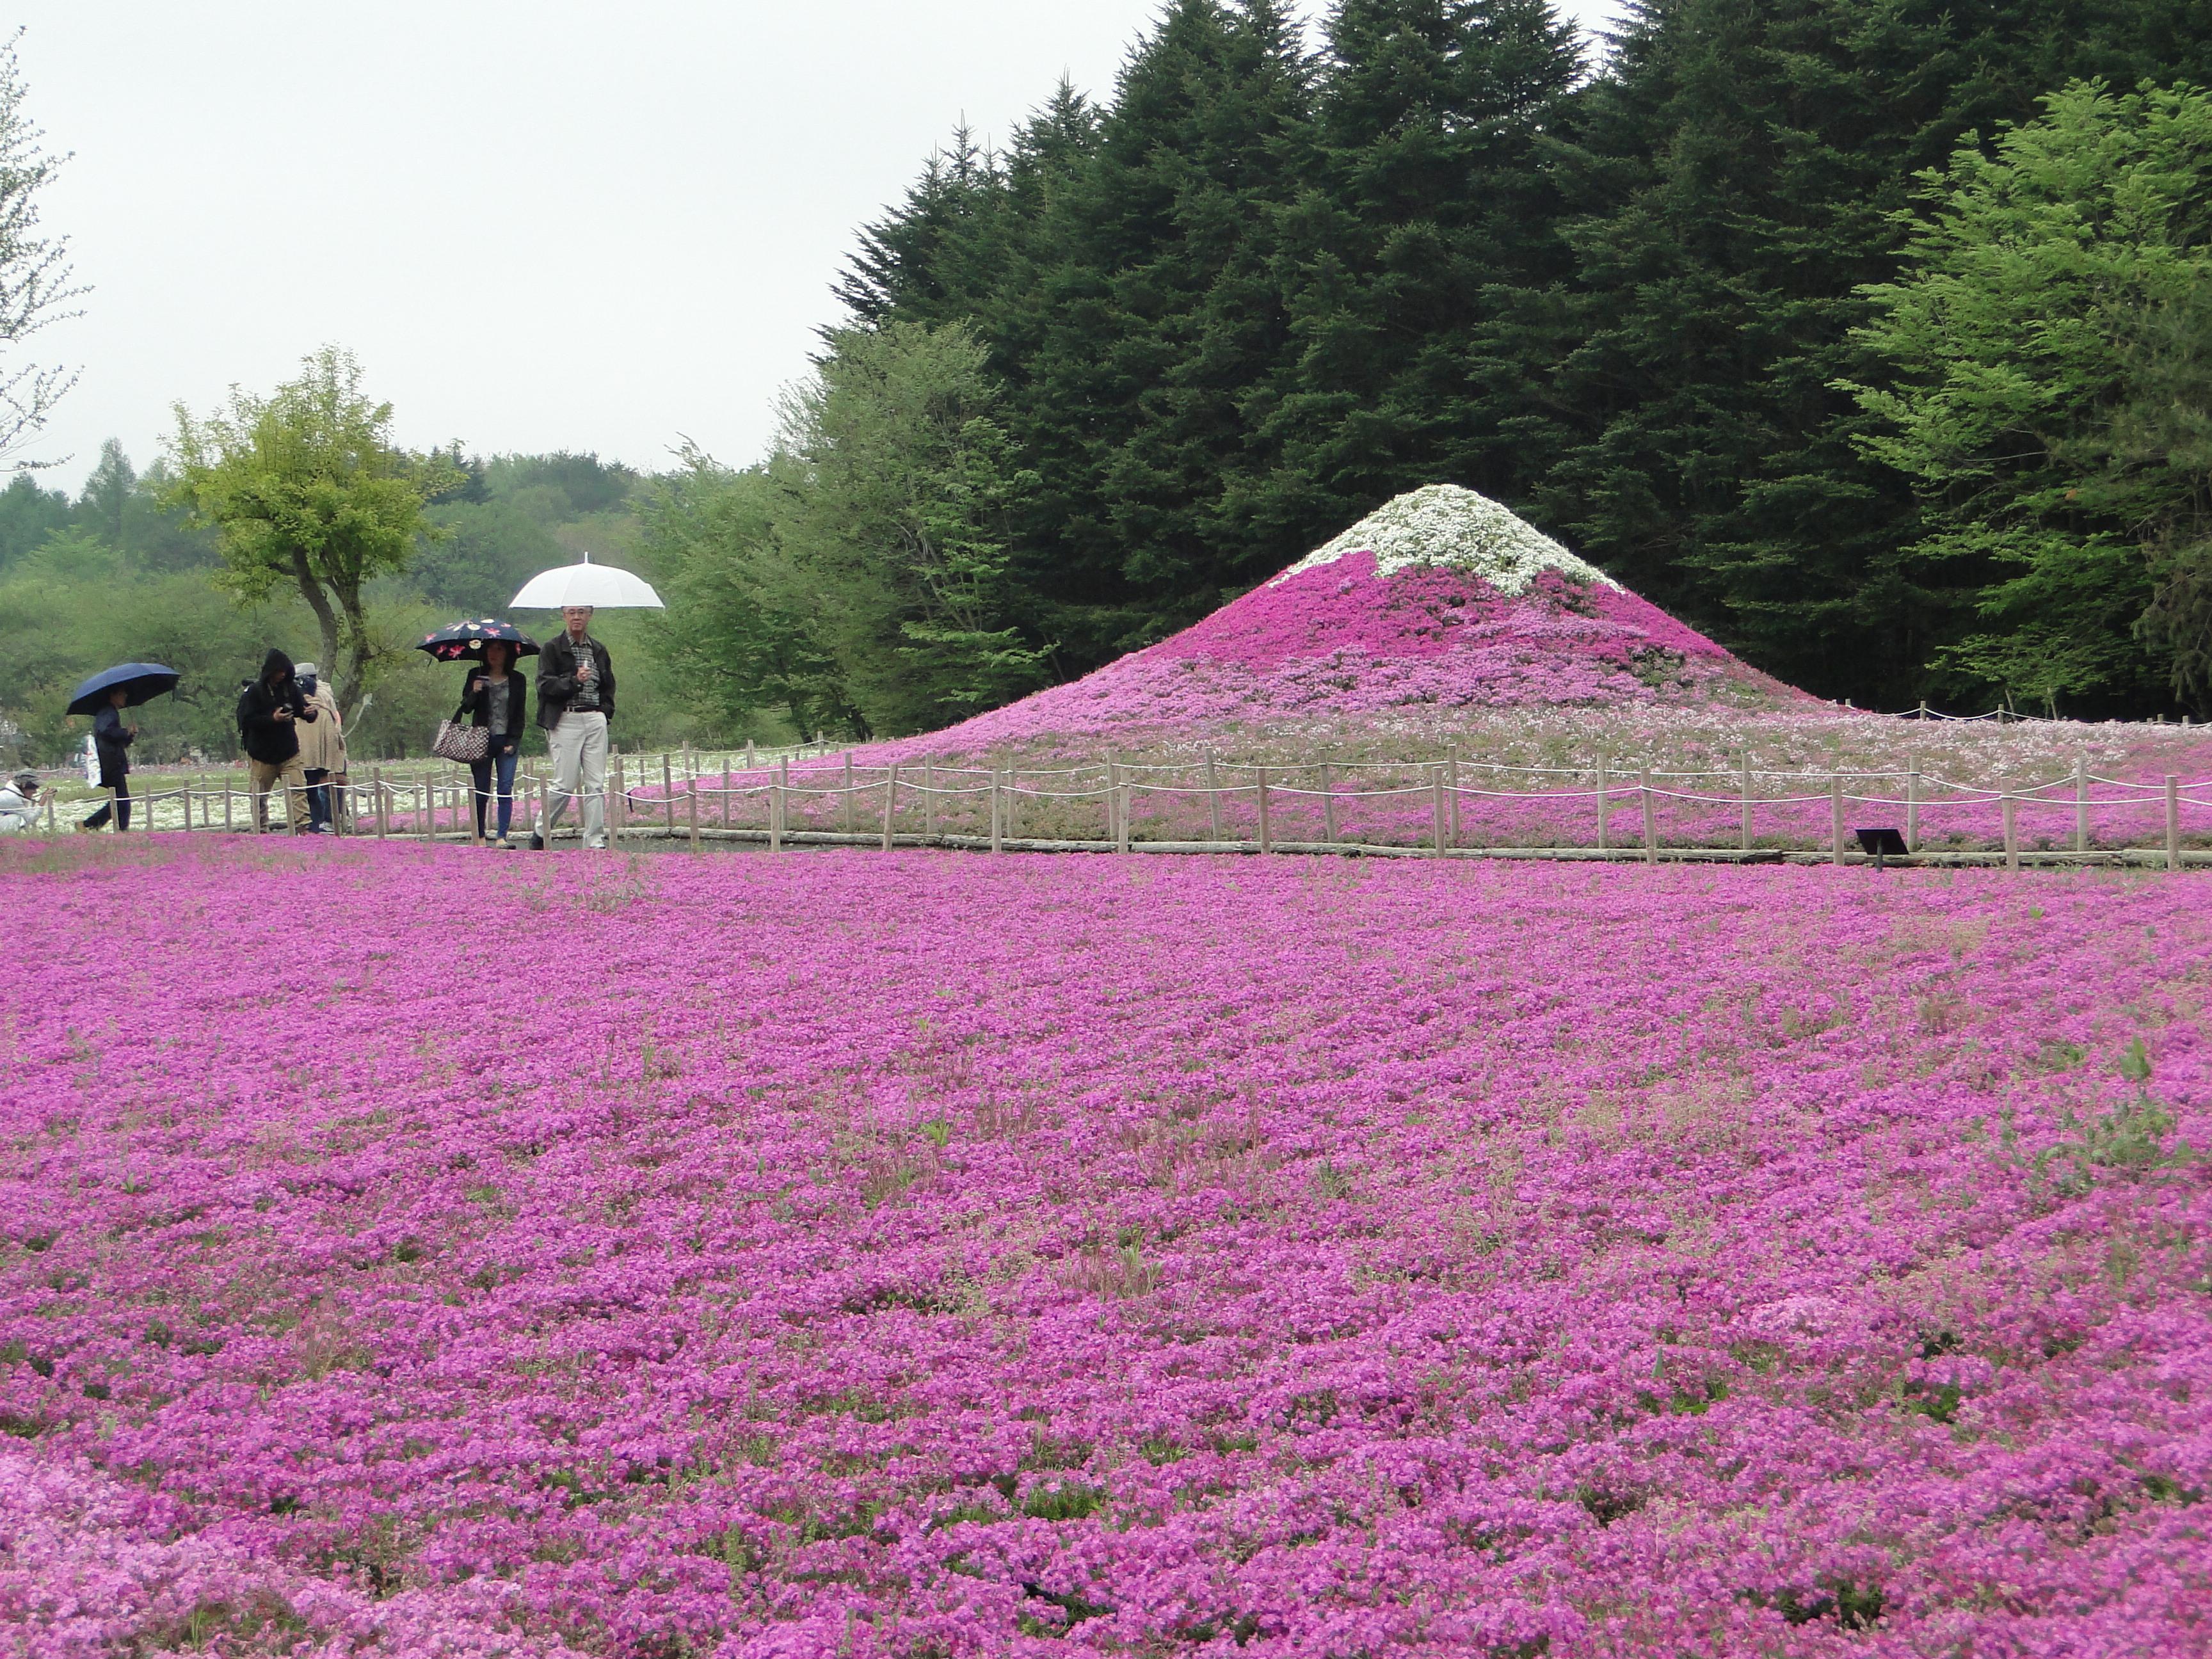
[655,0,2212,724]
[0,444,755,766]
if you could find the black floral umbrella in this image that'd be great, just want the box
[413,620,540,664]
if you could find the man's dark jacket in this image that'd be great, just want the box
[536,632,614,730]
[236,648,317,765]
[92,704,133,786]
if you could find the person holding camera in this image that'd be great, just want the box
[533,604,613,850]
[0,769,45,834]
[236,648,318,834]
[294,662,348,835]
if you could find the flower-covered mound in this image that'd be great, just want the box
[5,837,2211,1656]
[896,486,1811,755]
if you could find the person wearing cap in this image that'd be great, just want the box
[533,604,613,850]
[0,769,44,833]
[294,663,347,835]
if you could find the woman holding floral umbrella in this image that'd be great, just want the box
[416,620,536,847]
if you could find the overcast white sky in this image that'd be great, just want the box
[12,1,1622,496]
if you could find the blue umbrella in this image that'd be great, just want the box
[67,662,179,717]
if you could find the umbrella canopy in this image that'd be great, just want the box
[67,662,179,717]
[413,619,541,664]
[509,552,664,610]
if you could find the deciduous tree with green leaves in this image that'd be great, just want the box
[165,346,460,717]
[781,321,1048,732]
[646,321,1047,740]
[1847,81,2212,712]
[644,455,859,742]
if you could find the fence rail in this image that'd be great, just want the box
[34,744,2212,872]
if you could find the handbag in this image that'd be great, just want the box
[431,695,489,763]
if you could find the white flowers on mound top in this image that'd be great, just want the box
[1274,483,1623,596]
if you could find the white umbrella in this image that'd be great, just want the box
[509,552,664,610]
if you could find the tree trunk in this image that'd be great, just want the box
[289,549,342,682]
[329,568,375,722]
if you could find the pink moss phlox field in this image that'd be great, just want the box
[882,553,1809,757]
[4,838,2211,1656]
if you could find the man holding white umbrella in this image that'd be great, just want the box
[513,552,661,851]
[534,603,616,849]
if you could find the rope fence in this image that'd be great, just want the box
[38,744,2212,870]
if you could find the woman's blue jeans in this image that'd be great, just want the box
[470,743,518,839]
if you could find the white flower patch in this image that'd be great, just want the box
[1274,484,1622,595]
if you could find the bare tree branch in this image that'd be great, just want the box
[0,27,84,467]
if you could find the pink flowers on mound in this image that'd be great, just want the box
[894,486,1814,755]
[3,838,2209,1656]
[911,556,1807,753]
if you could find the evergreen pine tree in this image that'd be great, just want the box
[1007,0,1319,661]
[1535,0,2212,704]
[1261,0,1583,542]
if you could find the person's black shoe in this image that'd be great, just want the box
[528,831,545,850]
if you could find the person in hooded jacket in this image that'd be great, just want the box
[79,685,136,831]
[236,648,318,834]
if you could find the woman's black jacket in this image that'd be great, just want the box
[457,668,527,744]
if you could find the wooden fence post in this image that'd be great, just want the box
[1830,777,1845,865]
[1205,751,1221,840]
[1597,755,1611,852]
[687,780,701,852]
[1117,783,1132,854]
[1257,766,1272,854]
[180,784,192,833]
[1431,765,1447,856]
[1906,766,1920,854]
[2002,792,2019,871]
[924,762,936,838]
[2168,775,2181,872]
[990,774,1004,853]
[2074,755,2088,853]
[1640,766,1657,864]
[1740,757,1753,852]
[744,738,756,768]
[769,785,784,853]
[1107,760,1120,846]
[223,777,234,833]
[842,751,855,836]
[372,767,385,839]
[1448,750,1461,845]
[1322,761,1336,844]
[662,753,676,836]
[881,764,897,851]
[536,773,549,849]
[420,774,431,842]
[45,790,56,835]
